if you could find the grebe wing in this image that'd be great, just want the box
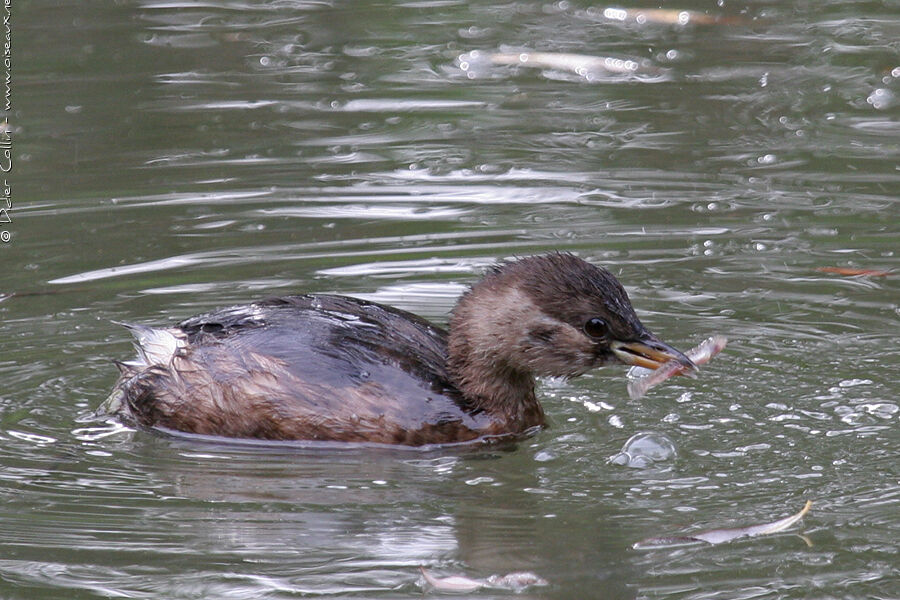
[119,294,483,442]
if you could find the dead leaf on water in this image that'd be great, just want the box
[816,267,891,277]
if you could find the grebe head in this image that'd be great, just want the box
[447,253,694,410]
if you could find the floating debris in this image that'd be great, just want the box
[490,51,643,75]
[815,267,891,277]
[419,566,548,593]
[596,7,746,26]
[627,335,727,400]
[419,568,482,593]
[485,571,548,589]
[457,49,664,81]
[635,500,813,548]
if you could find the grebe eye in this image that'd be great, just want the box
[583,317,608,339]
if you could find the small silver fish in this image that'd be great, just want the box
[627,335,727,399]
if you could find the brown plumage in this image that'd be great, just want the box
[101,253,694,446]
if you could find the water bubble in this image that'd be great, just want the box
[603,8,628,21]
[534,450,555,462]
[609,432,677,468]
[866,88,895,110]
[624,432,677,461]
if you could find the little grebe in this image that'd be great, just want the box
[101,253,694,445]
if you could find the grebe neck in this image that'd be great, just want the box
[446,283,546,429]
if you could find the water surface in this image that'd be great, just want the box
[5,1,898,598]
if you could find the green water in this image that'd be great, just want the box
[3,1,898,598]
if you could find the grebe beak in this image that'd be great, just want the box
[611,335,697,374]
